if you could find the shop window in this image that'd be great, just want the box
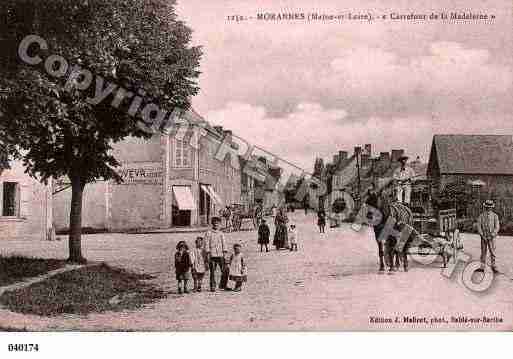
[174,139,190,167]
[2,182,19,217]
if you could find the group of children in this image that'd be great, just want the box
[174,218,247,294]
[257,219,299,252]
[174,215,300,294]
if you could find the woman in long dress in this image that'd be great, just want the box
[273,207,289,249]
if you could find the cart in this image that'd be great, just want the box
[411,208,463,267]
[230,204,254,232]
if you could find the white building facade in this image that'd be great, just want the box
[0,161,53,240]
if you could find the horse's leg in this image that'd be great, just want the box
[402,251,408,272]
[395,251,401,268]
[374,228,385,271]
[378,241,385,271]
[385,238,395,271]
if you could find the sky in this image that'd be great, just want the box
[175,0,513,171]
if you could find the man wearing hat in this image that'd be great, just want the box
[392,155,416,205]
[476,200,500,273]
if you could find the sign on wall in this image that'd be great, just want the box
[117,166,163,185]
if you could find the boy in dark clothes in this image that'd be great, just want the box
[258,219,271,252]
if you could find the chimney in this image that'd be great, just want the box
[391,149,405,163]
[364,144,372,156]
[379,152,390,161]
[338,150,348,161]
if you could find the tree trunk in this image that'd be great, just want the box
[68,174,86,263]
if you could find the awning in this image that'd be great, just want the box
[201,184,223,205]
[172,186,196,210]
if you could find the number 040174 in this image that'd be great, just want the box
[8,344,39,352]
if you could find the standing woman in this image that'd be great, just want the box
[273,207,289,249]
[222,206,232,232]
[317,208,326,233]
[253,204,263,229]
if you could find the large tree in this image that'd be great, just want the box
[0,0,201,262]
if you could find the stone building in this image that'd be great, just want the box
[53,110,243,231]
[427,134,513,199]
[0,160,53,240]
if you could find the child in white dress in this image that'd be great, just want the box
[289,224,298,251]
[228,243,246,292]
[190,237,209,292]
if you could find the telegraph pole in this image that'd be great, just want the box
[356,147,362,208]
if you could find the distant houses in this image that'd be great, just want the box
[312,134,513,221]
[312,145,426,212]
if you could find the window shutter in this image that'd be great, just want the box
[19,182,31,218]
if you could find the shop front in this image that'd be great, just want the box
[199,184,223,226]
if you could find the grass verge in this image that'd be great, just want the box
[0,263,167,317]
[0,325,27,331]
[0,255,66,287]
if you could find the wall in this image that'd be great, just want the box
[109,184,163,230]
[53,181,108,231]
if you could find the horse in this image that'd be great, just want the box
[373,188,417,273]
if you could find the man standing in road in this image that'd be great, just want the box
[393,155,415,205]
[476,200,500,273]
[205,217,228,291]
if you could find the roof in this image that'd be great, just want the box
[430,135,513,175]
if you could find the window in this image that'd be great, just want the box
[2,182,19,217]
[174,140,190,167]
